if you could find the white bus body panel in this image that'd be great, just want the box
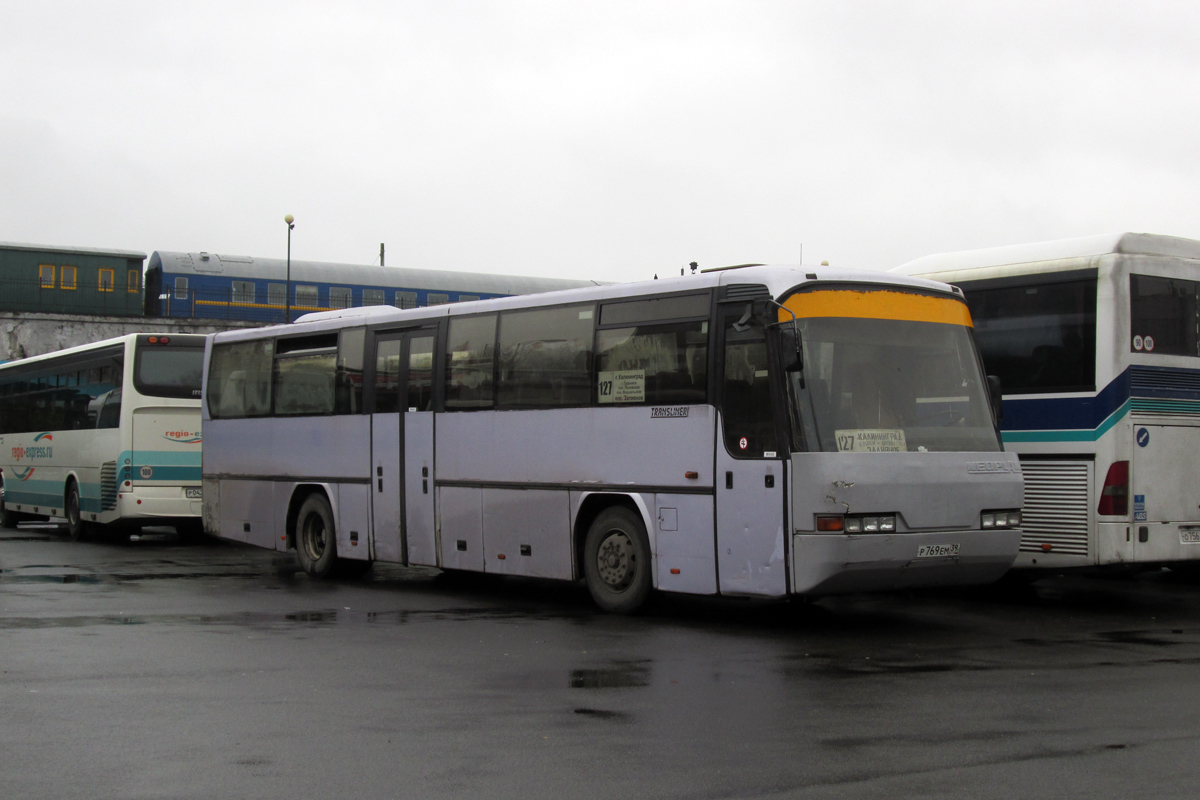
[404,412,437,567]
[1132,424,1200,561]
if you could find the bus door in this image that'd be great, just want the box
[370,329,437,565]
[715,315,788,596]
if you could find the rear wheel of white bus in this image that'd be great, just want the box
[584,507,652,614]
[296,494,338,578]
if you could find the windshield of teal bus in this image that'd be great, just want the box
[788,317,1000,453]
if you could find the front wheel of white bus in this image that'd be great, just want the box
[584,507,652,614]
[296,494,338,578]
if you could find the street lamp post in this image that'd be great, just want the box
[284,214,295,322]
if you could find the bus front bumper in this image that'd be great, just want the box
[792,529,1021,596]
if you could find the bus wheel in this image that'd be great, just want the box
[65,480,92,542]
[296,494,338,578]
[584,507,652,614]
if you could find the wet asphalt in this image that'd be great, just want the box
[3,524,1200,799]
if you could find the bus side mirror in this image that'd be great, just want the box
[779,328,803,372]
[986,375,1003,424]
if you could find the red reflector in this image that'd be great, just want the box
[497,554,506,560]
[816,515,844,532]
[137,499,142,504]
[1041,543,1053,552]
[685,471,699,479]
[1098,460,1130,516]
[280,536,286,541]
[160,337,170,344]
[670,568,680,574]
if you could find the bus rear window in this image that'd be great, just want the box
[134,346,204,399]
[1131,274,1200,357]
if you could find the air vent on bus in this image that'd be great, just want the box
[1130,366,1200,398]
[721,284,771,301]
[1018,460,1090,557]
[100,461,118,511]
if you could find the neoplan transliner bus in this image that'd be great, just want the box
[201,266,1023,612]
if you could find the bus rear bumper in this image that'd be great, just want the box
[117,486,202,520]
[792,529,1022,596]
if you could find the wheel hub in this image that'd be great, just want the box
[597,531,634,589]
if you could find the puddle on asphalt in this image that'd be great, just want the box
[569,660,651,689]
[573,708,631,720]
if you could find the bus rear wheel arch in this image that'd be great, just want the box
[583,506,652,614]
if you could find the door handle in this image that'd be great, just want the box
[726,471,733,489]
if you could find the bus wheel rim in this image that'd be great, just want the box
[596,530,634,590]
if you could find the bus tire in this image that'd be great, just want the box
[65,480,92,542]
[1,508,21,529]
[584,506,652,614]
[295,494,338,579]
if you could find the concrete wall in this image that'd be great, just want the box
[0,312,264,361]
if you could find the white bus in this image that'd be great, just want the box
[201,266,1023,612]
[896,232,1200,571]
[0,333,205,539]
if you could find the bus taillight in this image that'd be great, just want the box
[1098,461,1130,516]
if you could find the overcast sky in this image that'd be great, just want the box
[3,1,1199,283]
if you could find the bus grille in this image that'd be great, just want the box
[1018,460,1091,557]
[1130,397,1200,420]
[100,461,118,511]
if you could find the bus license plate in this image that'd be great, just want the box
[1181,527,1200,544]
[185,488,202,499]
[917,543,960,558]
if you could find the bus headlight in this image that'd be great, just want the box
[983,510,1022,529]
[839,515,896,534]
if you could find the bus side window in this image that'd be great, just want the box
[337,328,365,414]
[445,314,497,410]
[97,389,122,429]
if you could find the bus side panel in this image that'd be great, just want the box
[436,406,714,487]
[439,486,483,571]
[218,479,275,549]
[336,483,372,561]
[481,488,571,579]
[203,417,368,483]
[654,493,717,595]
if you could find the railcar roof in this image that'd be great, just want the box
[0,241,147,260]
[149,251,600,294]
[892,232,1200,277]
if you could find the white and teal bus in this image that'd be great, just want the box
[0,333,205,539]
[896,232,1200,571]
[201,266,1024,612]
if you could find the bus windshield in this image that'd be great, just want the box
[134,346,205,399]
[789,316,1000,453]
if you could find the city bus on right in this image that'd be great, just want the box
[895,232,1200,571]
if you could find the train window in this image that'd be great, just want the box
[39,265,54,288]
[61,266,77,290]
[330,287,352,310]
[174,277,189,300]
[232,281,256,304]
[268,283,286,306]
[295,285,318,308]
[99,269,114,292]
[396,291,418,310]
[363,289,385,306]
[127,270,140,293]
[458,295,480,303]
[428,293,450,306]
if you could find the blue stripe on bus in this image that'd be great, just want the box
[1000,364,1200,441]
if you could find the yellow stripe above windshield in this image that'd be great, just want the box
[779,288,973,327]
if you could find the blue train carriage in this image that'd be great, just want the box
[146,251,599,323]
[0,241,146,317]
